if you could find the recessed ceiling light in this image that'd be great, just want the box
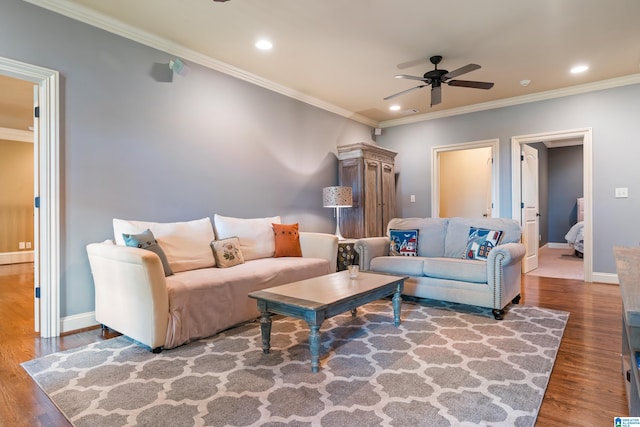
[389,105,401,111]
[520,79,531,87]
[570,64,589,74]
[255,39,273,50]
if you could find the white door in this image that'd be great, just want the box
[32,85,40,332]
[521,144,539,273]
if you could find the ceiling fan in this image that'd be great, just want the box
[384,55,494,106]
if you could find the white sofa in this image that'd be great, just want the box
[87,215,338,352]
[355,217,526,319]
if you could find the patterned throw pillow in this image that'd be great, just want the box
[122,229,173,276]
[465,227,504,260]
[389,229,419,256]
[272,223,302,257]
[211,237,245,268]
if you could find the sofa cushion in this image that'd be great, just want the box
[211,237,245,268]
[370,256,425,276]
[273,223,302,257]
[389,229,418,256]
[386,218,448,257]
[465,227,504,260]
[214,214,281,261]
[422,257,487,283]
[444,217,521,258]
[113,217,216,273]
[122,229,173,277]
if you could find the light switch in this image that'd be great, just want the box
[615,187,629,198]
[410,195,416,203]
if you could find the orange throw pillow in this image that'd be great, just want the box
[273,223,302,257]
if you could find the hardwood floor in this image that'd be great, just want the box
[0,263,628,426]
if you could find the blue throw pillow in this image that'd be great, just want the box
[389,229,419,256]
[123,229,173,276]
[465,227,504,260]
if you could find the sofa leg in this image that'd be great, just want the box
[492,309,504,320]
[512,294,521,304]
[151,347,162,354]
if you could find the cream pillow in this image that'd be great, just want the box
[213,214,281,261]
[113,217,216,273]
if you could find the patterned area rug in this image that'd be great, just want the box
[22,300,568,427]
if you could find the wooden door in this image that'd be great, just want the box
[338,158,363,238]
[364,160,381,237]
[381,161,395,233]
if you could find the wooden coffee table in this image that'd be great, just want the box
[248,270,407,372]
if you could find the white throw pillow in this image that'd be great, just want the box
[113,217,216,273]
[213,214,281,261]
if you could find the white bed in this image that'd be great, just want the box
[565,197,584,257]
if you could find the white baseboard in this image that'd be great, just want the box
[547,242,571,249]
[591,272,619,284]
[60,311,98,334]
[0,251,34,265]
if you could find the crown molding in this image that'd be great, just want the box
[24,0,378,127]
[23,1,640,130]
[379,73,640,128]
[0,126,33,142]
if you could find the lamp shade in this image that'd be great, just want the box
[322,186,352,208]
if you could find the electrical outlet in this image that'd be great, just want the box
[26,242,31,249]
[18,242,25,250]
[410,195,416,203]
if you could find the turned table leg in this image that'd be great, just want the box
[308,324,321,373]
[259,312,272,354]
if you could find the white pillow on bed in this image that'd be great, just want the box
[113,217,216,273]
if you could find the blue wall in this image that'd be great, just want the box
[378,85,640,274]
[548,145,583,242]
[0,0,374,317]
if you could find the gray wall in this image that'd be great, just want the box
[0,1,374,317]
[548,145,583,242]
[531,143,549,246]
[379,85,640,274]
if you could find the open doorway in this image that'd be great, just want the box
[511,128,592,282]
[0,56,60,337]
[432,139,499,218]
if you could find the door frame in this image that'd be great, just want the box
[432,138,500,218]
[0,56,60,337]
[511,128,592,282]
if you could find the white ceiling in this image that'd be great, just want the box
[16,0,640,127]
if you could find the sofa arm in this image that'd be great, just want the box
[299,232,339,273]
[487,242,526,267]
[354,237,391,270]
[87,242,169,351]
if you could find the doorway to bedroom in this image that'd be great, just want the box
[512,129,589,281]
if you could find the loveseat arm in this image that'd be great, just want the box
[299,232,339,273]
[486,242,527,311]
[487,242,526,267]
[354,237,391,270]
[87,241,169,351]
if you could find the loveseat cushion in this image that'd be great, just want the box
[444,217,522,258]
[386,218,449,257]
[422,257,487,283]
[370,256,425,276]
[214,214,281,261]
[113,217,216,273]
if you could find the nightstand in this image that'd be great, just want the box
[337,239,359,271]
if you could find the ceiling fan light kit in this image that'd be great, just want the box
[385,55,494,107]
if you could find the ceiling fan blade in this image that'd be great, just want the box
[384,85,427,101]
[447,80,494,90]
[396,57,428,70]
[443,64,481,80]
[394,74,429,82]
[431,85,442,106]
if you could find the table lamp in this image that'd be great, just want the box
[322,186,352,240]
